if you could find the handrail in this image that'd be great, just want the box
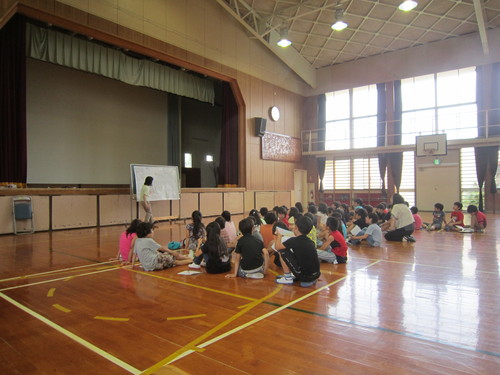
[301,107,500,155]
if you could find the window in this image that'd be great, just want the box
[401,67,477,144]
[334,159,351,189]
[325,85,378,150]
[460,147,479,206]
[399,151,415,207]
[323,157,383,191]
[184,153,192,168]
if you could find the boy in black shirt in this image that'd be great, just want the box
[225,218,269,279]
[274,216,321,287]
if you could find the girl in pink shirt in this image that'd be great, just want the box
[112,219,141,264]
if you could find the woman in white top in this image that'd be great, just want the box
[382,193,415,242]
[140,176,154,223]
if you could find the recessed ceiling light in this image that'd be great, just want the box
[399,1,418,12]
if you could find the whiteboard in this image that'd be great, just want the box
[130,164,180,201]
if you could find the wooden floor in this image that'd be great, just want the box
[1,216,499,375]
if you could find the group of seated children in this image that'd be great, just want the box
[116,199,487,289]
[411,202,486,233]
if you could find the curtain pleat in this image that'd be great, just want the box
[218,82,238,186]
[0,16,27,187]
[317,94,326,151]
[317,157,326,193]
[27,23,215,105]
[377,83,387,196]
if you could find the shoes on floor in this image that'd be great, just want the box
[276,274,296,280]
[245,272,264,279]
[406,235,416,242]
[300,280,317,288]
[275,276,294,285]
[188,263,201,269]
[200,260,206,267]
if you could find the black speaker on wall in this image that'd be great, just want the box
[255,117,267,137]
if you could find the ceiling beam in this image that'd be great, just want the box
[214,0,317,88]
[472,0,489,55]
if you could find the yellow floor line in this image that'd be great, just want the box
[165,260,382,366]
[47,288,56,297]
[94,316,130,322]
[52,303,71,313]
[140,285,284,375]
[126,268,257,302]
[0,262,120,283]
[0,292,140,375]
[0,268,118,292]
[166,314,206,321]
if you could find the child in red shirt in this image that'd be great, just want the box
[317,217,347,264]
[446,202,464,232]
[467,205,487,233]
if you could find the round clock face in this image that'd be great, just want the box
[270,106,280,121]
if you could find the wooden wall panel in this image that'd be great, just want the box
[255,191,275,211]
[180,193,198,219]
[0,197,12,234]
[100,195,131,226]
[275,191,291,207]
[171,199,180,218]
[244,191,255,213]
[223,192,244,215]
[52,195,97,229]
[200,192,223,217]
[32,196,50,231]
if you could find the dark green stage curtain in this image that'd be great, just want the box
[167,94,180,168]
[0,16,27,187]
[218,82,239,186]
[317,157,326,193]
[317,94,326,151]
[377,83,387,196]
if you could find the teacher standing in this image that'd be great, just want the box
[140,176,154,223]
[382,193,415,242]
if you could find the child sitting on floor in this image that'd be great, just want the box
[274,216,321,287]
[348,213,382,247]
[467,205,487,233]
[410,206,423,230]
[190,221,231,274]
[445,202,465,231]
[110,219,141,264]
[225,218,269,279]
[317,217,348,264]
[426,203,445,231]
[131,222,192,271]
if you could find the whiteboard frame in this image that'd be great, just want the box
[130,164,180,202]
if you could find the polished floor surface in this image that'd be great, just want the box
[0,216,499,374]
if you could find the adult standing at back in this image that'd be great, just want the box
[140,176,154,223]
[382,194,416,242]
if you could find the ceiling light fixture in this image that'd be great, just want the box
[331,9,348,31]
[398,1,418,12]
[277,27,292,47]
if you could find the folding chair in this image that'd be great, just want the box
[12,196,35,234]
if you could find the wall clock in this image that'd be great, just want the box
[270,106,280,121]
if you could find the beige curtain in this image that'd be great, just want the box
[27,23,215,105]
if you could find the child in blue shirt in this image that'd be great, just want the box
[426,203,445,231]
[349,213,383,247]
